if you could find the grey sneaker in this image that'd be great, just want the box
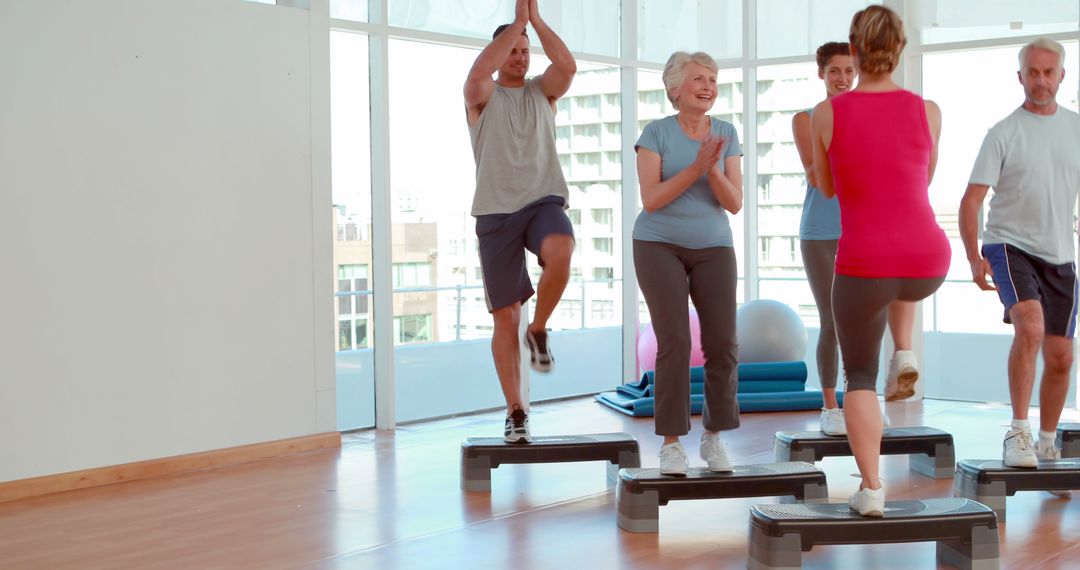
[658,442,688,476]
[700,431,733,472]
[1003,428,1037,468]
[820,407,847,436]
[1036,443,1073,498]
[503,404,531,444]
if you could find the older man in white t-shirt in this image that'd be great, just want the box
[959,38,1080,475]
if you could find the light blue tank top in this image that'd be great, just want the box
[798,108,841,240]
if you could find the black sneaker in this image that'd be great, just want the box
[525,328,554,372]
[503,404,531,443]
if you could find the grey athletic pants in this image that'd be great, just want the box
[833,274,944,392]
[800,239,839,390]
[634,240,740,436]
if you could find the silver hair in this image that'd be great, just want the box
[1019,38,1065,70]
[662,51,719,110]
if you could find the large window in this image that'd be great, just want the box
[388,0,619,57]
[638,0,742,63]
[911,0,1079,45]
[330,2,1080,425]
[330,30,373,429]
[756,0,872,59]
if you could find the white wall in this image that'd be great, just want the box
[0,0,335,482]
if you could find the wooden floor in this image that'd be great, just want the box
[2,397,1079,569]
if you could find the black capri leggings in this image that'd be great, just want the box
[833,274,945,392]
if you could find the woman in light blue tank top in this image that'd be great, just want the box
[793,43,852,436]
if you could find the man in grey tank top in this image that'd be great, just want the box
[464,0,576,443]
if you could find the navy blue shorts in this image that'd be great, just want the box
[475,196,574,312]
[983,243,1078,338]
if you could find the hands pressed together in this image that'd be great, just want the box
[692,134,726,176]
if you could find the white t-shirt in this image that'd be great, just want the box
[970,106,1080,265]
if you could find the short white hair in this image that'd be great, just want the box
[662,51,719,110]
[1019,38,1065,70]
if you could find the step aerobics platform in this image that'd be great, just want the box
[748,498,999,569]
[774,426,955,479]
[616,462,827,533]
[953,458,1080,522]
[460,433,640,492]
[1058,424,1080,458]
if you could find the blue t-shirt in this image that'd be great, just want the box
[632,116,742,249]
[798,108,841,240]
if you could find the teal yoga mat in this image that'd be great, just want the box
[594,389,844,417]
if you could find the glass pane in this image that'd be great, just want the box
[638,0,742,63]
[388,0,619,57]
[330,0,367,22]
[756,0,872,59]
[921,42,1079,333]
[331,31,374,430]
[536,61,623,332]
[911,0,1079,45]
[756,62,821,323]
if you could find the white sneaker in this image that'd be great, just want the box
[1003,428,1038,468]
[1036,443,1073,498]
[848,484,885,517]
[820,407,847,436]
[700,431,733,472]
[658,442,688,476]
[503,405,531,443]
[885,350,919,401]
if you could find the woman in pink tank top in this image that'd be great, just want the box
[810,5,951,517]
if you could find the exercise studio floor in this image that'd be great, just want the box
[2,398,1079,569]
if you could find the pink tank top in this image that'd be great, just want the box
[827,90,951,278]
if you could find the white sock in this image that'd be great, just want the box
[1010,419,1031,432]
[1039,430,1057,451]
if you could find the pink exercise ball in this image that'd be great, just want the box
[637,308,707,373]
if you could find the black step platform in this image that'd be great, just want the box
[748,498,999,570]
[460,433,640,492]
[616,462,827,533]
[953,458,1080,522]
[1058,424,1080,458]
[774,426,955,479]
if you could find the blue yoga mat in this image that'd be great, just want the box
[617,361,809,399]
[595,388,844,417]
[617,379,806,398]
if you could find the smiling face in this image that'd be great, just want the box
[497,35,530,84]
[820,54,856,97]
[1019,47,1064,109]
[673,62,718,113]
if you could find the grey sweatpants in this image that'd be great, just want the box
[832,274,945,392]
[800,239,840,390]
[634,240,740,436]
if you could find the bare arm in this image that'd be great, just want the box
[464,0,529,124]
[530,0,576,101]
[925,100,942,184]
[707,155,743,214]
[810,100,835,198]
[958,183,995,290]
[791,111,818,187]
[637,135,723,213]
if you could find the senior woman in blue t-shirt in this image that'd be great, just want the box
[634,51,744,477]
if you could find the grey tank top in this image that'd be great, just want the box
[469,77,569,216]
